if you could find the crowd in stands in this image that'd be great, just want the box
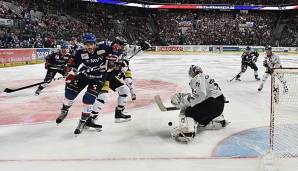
[155,11,276,46]
[127,0,298,5]
[0,0,297,48]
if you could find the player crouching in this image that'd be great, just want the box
[170,65,229,143]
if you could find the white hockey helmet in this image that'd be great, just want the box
[188,65,203,78]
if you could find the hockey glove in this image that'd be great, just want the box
[171,93,191,108]
[45,61,53,70]
[65,69,77,83]
[140,40,151,51]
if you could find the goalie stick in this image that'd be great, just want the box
[154,95,179,112]
[154,95,230,112]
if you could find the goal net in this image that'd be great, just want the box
[270,68,298,159]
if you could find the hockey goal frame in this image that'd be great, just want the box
[270,67,298,155]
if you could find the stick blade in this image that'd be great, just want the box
[3,88,13,93]
[154,95,167,112]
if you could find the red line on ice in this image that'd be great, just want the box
[0,156,258,162]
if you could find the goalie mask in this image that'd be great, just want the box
[188,65,203,78]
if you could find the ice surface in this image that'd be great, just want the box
[0,53,298,171]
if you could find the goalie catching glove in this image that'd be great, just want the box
[171,93,192,109]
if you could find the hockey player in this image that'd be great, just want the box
[86,37,151,129]
[35,43,72,95]
[87,54,131,128]
[258,46,288,92]
[170,65,229,143]
[55,33,109,134]
[235,46,260,81]
[107,37,138,100]
[86,38,132,129]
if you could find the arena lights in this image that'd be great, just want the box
[82,0,298,10]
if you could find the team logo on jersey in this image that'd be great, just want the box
[81,53,89,59]
[97,50,105,55]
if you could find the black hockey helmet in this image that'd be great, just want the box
[265,45,272,51]
[114,36,127,46]
[245,46,251,51]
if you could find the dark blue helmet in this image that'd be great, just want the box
[82,33,96,44]
[245,46,251,51]
[61,43,68,49]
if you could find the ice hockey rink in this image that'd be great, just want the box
[0,52,298,171]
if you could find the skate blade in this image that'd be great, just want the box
[115,118,132,123]
[74,134,80,137]
[84,126,102,132]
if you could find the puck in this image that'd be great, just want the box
[168,122,172,126]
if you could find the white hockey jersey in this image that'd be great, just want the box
[189,73,223,107]
[124,44,141,58]
[264,53,281,69]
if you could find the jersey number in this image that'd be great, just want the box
[208,76,221,91]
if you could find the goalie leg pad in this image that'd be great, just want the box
[171,117,197,143]
[202,115,230,130]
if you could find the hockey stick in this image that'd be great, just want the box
[154,95,179,112]
[155,95,230,112]
[3,76,65,93]
[128,48,143,60]
[229,72,241,82]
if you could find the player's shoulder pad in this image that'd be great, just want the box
[49,51,60,57]
[76,49,84,55]
[95,47,107,56]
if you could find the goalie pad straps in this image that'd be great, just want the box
[203,115,229,130]
[171,117,197,143]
